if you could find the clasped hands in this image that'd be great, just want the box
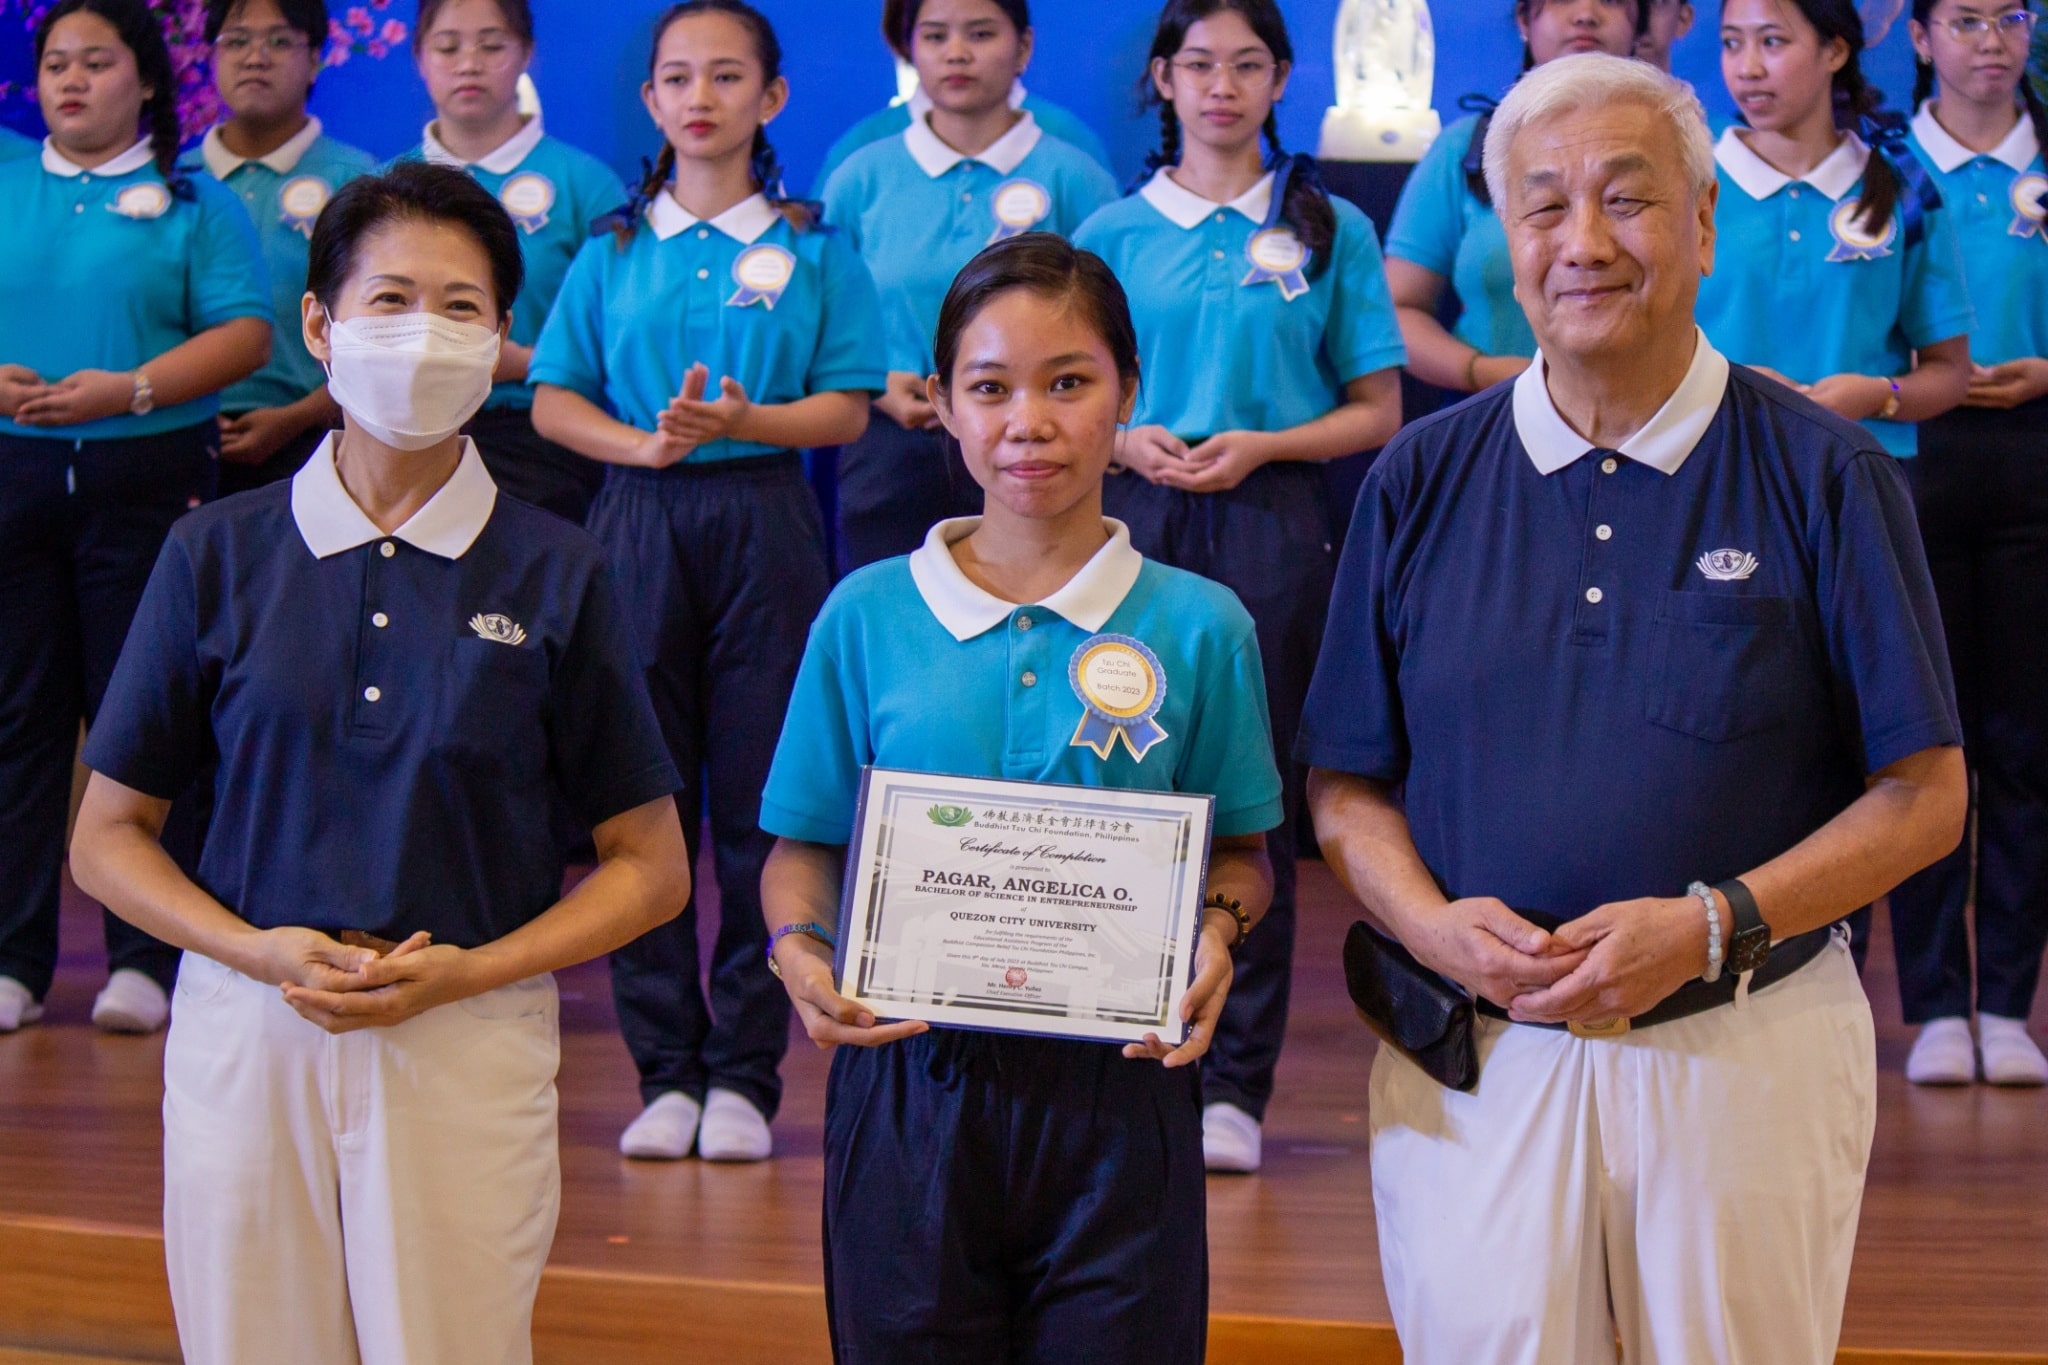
[1116,424,1271,494]
[0,364,137,427]
[637,362,753,467]
[1409,894,1711,1026]
[238,925,486,1034]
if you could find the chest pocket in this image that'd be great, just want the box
[1646,589,1802,743]
[435,635,551,778]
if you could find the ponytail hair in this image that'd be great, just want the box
[612,0,815,244]
[35,0,192,199]
[1137,0,1335,271]
[1765,0,1899,237]
[1910,0,2048,160]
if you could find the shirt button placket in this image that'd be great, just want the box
[1006,611,1049,770]
[358,542,398,730]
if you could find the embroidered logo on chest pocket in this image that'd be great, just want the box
[469,612,528,646]
[1695,549,1760,582]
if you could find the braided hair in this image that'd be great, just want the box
[35,0,191,199]
[1910,0,2048,158]
[1138,0,1336,271]
[615,0,813,244]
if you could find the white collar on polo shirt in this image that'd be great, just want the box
[1714,125,1869,202]
[1138,166,1273,230]
[910,517,1145,641]
[907,79,1028,120]
[904,109,1041,178]
[41,137,154,177]
[1512,327,1730,478]
[422,113,544,175]
[1910,100,2040,174]
[200,115,323,179]
[647,189,778,243]
[291,433,499,560]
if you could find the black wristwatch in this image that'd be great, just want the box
[1713,878,1771,974]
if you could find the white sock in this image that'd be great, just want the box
[0,976,43,1033]
[1979,1014,2048,1087]
[1904,1016,1975,1086]
[619,1091,701,1160]
[91,968,169,1035]
[1202,1101,1262,1174]
[696,1088,773,1163]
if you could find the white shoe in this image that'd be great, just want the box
[0,976,43,1033]
[1202,1101,1262,1173]
[1904,1017,1975,1085]
[91,968,169,1034]
[696,1087,773,1162]
[1979,1014,2048,1087]
[620,1091,701,1160]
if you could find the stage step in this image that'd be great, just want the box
[3,1214,2041,1365]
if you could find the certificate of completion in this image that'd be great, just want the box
[836,767,1216,1044]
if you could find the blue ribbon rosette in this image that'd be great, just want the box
[987,178,1051,244]
[1068,634,1169,762]
[1825,197,1896,262]
[498,172,554,234]
[2011,172,2047,241]
[278,175,331,239]
[1241,226,1310,300]
[729,243,796,309]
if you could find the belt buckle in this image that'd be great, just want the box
[1568,1017,1631,1039]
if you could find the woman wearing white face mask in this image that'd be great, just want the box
[67,161,693,1364]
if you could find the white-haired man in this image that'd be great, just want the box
[1301,53,1965,1364]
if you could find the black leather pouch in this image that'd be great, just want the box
[1342,919,1479,1092]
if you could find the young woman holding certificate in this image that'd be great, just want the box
[757,232,1280,1363]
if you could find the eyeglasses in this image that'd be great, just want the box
[214,29,312,58]
[1940,9,2039,41]
[1168,58,1279,88]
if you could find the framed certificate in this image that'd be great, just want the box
[835,767,1216,1045]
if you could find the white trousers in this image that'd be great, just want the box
[162,953,562,1365]
[1369,934,1875,1365]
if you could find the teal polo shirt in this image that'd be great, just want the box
[813,81,1111,191]
[0,124,33,163]
[186,117,377,413]
[1075,168,1406,438]
[393,117,628,411]
[1696,127,1976,456]
[1907,103,2047,368]
[762,517,1284,846]
[1385,112,1535,360]
[530,191,887,464]
[820,112,1117,375]
[0,139,269,441]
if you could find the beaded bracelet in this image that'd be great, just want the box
[1687,881,1723,984]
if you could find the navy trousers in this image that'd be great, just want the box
[212,417,327,500]
[597,455,831,1118]
[0,424,213,998]
[822,1031,1208,1365]
[1104,462,1335,1121]
[835,411,980,574]
[1890,399,2048,1022]
[466,404,606,525]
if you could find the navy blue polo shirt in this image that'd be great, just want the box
[82,437,681,948]
[1297,332,1959,917]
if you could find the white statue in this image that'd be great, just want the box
[1319,0,1441,163]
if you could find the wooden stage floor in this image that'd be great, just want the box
[2,853,2044,1363]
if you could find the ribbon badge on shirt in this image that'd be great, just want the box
[278,175,332,239]
[1242,227,1310,301]
[499,172,555,235]
[987,178,1052,243]
[2010,172,2047,242]
[108,182,171,220]
[1825,199,1896,262]
[1068,634,1168,762]
[729,244,796,310]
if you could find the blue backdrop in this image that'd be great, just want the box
[0,2,1925,191]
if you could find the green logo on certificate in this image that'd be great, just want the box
[926,804,976,827]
